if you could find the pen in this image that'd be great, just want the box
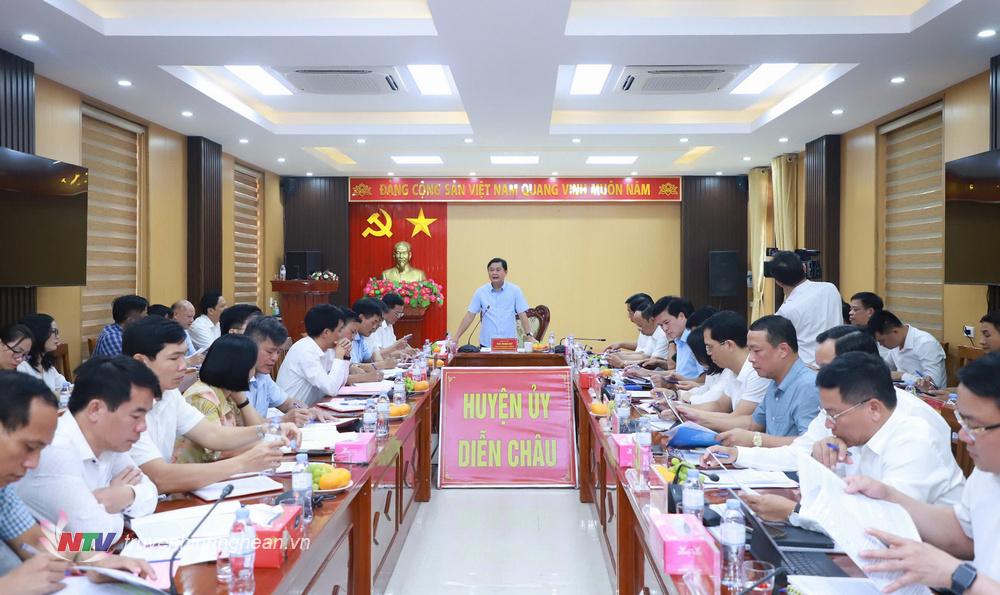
[20,543,41,557]
[826,443,840,452]
[713,452,731,459]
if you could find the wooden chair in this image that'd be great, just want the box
[52,343,73,383]
[957,344,985,369]
[940,407,976,477]
[86,337,97,358]
[516,305,551,341]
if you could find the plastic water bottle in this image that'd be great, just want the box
[291,453,313,525]
[58,382,72,409]
[548,332,556,352]
[261,418,282,475]
[444,332,452,356]
[376,392,390,439]
[682,474,705,521]
[721,499,746,593]
[362,397,377,433]
[278,264,286,281]
[393,377,406,405]
[227,508,256,595]
[422,339,432,359]
[614,381,631,433]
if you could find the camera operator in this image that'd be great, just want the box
[767,250,843,368]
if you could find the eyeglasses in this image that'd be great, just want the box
[954,409,1000,443]
[824,398,872,425]
[50,328,60,337]
[2,342,28,360]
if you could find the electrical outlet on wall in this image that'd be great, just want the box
[964,325,975,338]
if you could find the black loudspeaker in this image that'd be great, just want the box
[708,250,742,297]
[285,251,322,280]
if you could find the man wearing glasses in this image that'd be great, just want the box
[0,325,32,371]
[845,353,1000,595]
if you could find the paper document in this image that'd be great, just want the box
[131,501,282,545]
[191,475,283,501]
[337,380,393,396]
[796,452,931,595]
[318,399,366,413]
[74,565,169,593]
[787,576,882,595]
[701,469,799,489]
[285,425,355,452]
[381,368,404,378]
[121,538,217,567]
[628,390,652,399]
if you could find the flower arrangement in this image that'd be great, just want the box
[309,270,339,282]
[364,277,444,308]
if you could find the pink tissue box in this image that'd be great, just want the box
[649,514,721,579]
[609,434,635,468]
[335,433,377,463]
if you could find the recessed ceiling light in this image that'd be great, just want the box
[239,138,249,144]
[20,33,40,42]
[491,155,539,165]
[778,137,789,143]
[224,65,292,96]
[977,29,996,38]
[743,156,752,161]
[181,110,193,117]
[551,171,559,176]
[407,65,452,95]
[570,64,612,95]
[392,156,443,165]
[890,76,906,84]
[464,138,473,144]
[306,172,313,176]
[715,171,723,176]
[468,171,476,176]
[277,157,286,163]
[117,80,132,87]
[387,172,395,176]
[832,108,844,116]
[680,138,689,143]
[586,156,637,165]
[356,138,366,144]
[630,171,638,176]
[549,176,558,182]
[731,63,797,95]
[572,138,582,144]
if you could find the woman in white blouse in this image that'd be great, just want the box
[16,314,67,393]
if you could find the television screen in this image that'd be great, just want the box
[0,147,88,287]
[945,149,1000,285]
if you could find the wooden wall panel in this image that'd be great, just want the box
[990,54,999,152]
[681,176,749,315]
[186,136,223,305]
[0,48,37,324]
[281,177,351,306]
[805,135,842,288]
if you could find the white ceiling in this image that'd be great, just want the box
[2,0,999,177]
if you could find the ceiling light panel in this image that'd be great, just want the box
[392,155,444,164]
[225,65,293,96]
[586,155,637,165]
[407,65,452,95]
[731,63,797,95]
[570,64,612,95]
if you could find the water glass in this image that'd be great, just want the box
[741,560,775,594]
[216,540,231,583]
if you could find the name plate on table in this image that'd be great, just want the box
[438,366,577,488]
[490,338,519,352]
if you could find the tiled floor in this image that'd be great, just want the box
[384,489,613,595]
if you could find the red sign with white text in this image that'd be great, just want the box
[349,177,681,202]
[439,367,577,488]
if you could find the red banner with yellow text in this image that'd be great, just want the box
[350,177,681,202]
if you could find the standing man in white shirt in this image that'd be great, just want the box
[768,251,843,368]
[845,353,1000,595]
[18,356,160,543]
[733,352,964,525]
[188,292,226,350]
[277,304,353,405]
[869,310,947,389]
[123,316,297,494]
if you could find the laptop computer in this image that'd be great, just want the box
[743,499,848,578]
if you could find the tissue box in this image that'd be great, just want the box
[254,504,304,568]
[649,514,721,579]
[609,434,635,468]
[335,433,377,463]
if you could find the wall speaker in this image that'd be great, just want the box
[285,251,322,280]
[709,251,742,297]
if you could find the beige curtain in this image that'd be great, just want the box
[748,167,771,321]
[771,153,798,251]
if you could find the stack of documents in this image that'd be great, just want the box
[701,469,799,489]
[317,399,366,413]
[337,380,393,396]
[292,426,357,452]
[191,475,283,500]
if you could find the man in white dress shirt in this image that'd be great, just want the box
[728,352,964,525]
[769,251,844,368]
[604,293,655,354]
[123,317,297,494]
[846,353,1000,595]
[367,293,415,359]
[869,310,947,389]
[18,356,160,543]
[277,304,353,406]
[188,292,226,350]
[608,306,670,367]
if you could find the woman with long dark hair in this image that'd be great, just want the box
[17,314,66,393]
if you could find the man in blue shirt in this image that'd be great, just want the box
[452,258,532,347]
[716,314,821,447]
[93,294,147,357]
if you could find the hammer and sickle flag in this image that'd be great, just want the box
[362,209,393,238]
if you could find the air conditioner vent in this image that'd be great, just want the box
[615,65,748,95]
[276,66,405,95]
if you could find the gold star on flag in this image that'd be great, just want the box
[406,208,437,237]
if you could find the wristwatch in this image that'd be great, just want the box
[951,562,978,595]
[752,432,763,447]
[235,398,251,409]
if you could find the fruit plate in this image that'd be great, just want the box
[589,411,610,418]
[388,413,409,421]
[314,480,354,495]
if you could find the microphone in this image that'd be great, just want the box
[573,337,606,342]
[169,483,235,595]
[738,565,785,595]
[463,305,490,348]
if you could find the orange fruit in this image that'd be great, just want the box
[389,403,411,417]
[590,402,610,415]
[426,358,435,368]
[599,368,613,378]
[414,380,430,391]
[435,359,445,367]
[432,345,441,354]
[319,468,351,490]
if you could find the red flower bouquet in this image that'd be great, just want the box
[363,278,445,308]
